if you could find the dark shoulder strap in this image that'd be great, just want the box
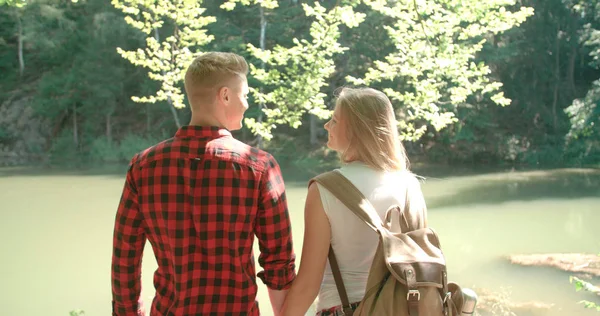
[327,247,354,315]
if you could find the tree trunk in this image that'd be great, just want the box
[106,110,113,144]
[567,45,577,97]
[255,5,267,148]
[17,13,24,77]
[310,114,319,146]
[73,104,79,147]
[552,28,560,131]
[154,26,181,128]
[567,11,579,98]
[167,97,182,128]
[146,103,151,132]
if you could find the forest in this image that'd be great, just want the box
[0,0,599,174]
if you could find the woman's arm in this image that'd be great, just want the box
[281,183,331,316]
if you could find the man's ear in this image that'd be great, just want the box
[218,86,230,105]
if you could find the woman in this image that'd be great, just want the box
[280,87,428,316]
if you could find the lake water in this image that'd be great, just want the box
[0,166,598,316]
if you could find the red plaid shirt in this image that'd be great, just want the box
[111,126,296,316]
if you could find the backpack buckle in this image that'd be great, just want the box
[340,305,354,316]
[407,289,421,301]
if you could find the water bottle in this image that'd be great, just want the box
[461,288,478,315]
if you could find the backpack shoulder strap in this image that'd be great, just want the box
[327,248,354,315]
[310,170,383,232]
[309,170,388,315]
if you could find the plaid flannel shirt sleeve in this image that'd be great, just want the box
[111,158,146,316]
[255,155,296,290]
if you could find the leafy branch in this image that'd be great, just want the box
[111,0,215,127]
[244,2,365,140]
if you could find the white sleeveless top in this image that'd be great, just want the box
[315,161,426,311]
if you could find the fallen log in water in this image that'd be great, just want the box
[507,253,600,278]
[472,254,600,315]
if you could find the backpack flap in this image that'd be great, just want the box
[381,228,446,289]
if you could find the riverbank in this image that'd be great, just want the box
[2,162,598,180]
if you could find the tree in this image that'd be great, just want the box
[564,0,600,165]
[349,0,533,141]
[111,0,216,128]
[242,2,365,140]
[2,0,70,79]
[0,0,27,7]
[2,0,599,167]
[219,0,278,147]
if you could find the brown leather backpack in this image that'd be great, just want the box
[310,171,471,316]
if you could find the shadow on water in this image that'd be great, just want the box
[0,165,129,178]
[421,168,600,209]
[2,164,599,209]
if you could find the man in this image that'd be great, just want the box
[111,52,296,316]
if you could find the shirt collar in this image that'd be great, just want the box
[174,125,232,139]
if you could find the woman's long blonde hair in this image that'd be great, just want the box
[336,87,409,172]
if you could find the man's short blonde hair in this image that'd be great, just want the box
[184,52,249,104]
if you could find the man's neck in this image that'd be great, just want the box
[189,114,224,128]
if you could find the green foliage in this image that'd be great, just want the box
[0,127,15,145]
[0,0,26,7]
[422,104,505,165]
[566,85,599,140]
[220,0,278,11]
[48,129,81,165]
[564,0,600,166]
[111,0,216,109]
[244,2,365,140]
[570,275,600,312]
[422,0,600,166]
[69,310,85,316]
[261,132,339,180]
[48,131,162,165]
[117,134,161,162]
[349,0,533,141]
[90,137,121,163]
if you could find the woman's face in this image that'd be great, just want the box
[324,104,350,152]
